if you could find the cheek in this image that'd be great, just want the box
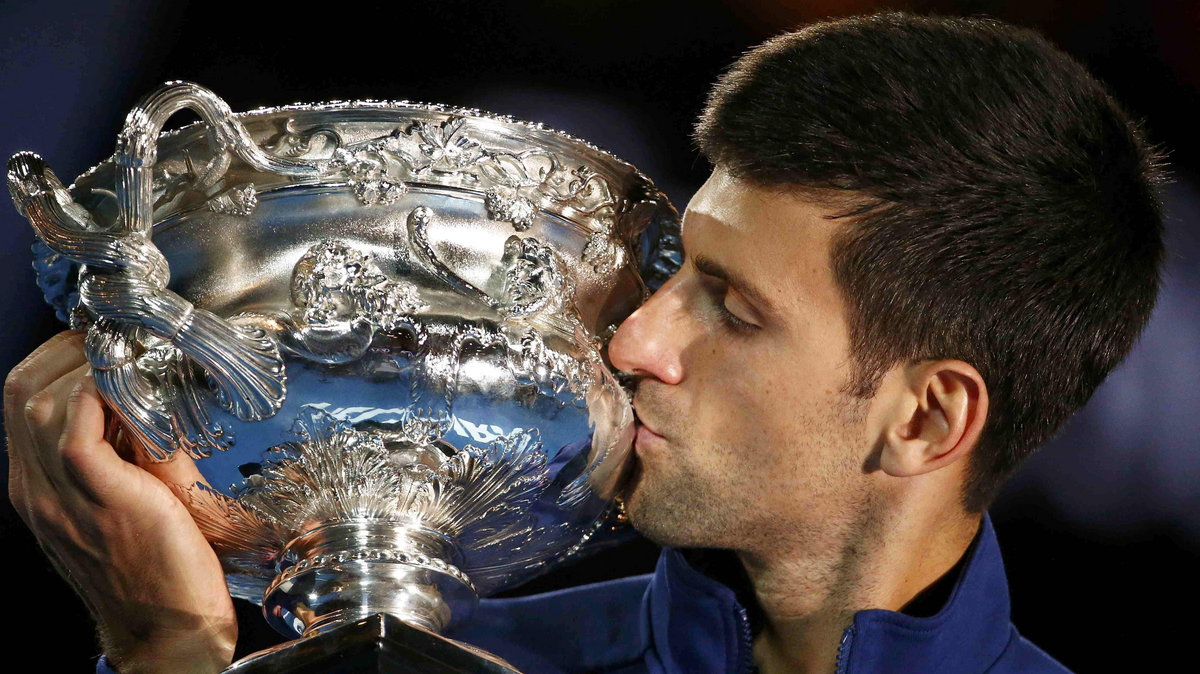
[686,348,800,460]
[690,342,854,463]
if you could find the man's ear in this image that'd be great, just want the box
[879,360,988,478]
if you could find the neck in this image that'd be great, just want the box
[737,502,980,674]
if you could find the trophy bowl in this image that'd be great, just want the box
[8,81,680,669]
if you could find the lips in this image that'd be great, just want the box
[632,403,668,450]
[632,404,655,435]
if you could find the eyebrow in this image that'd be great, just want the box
[692,254,779,318]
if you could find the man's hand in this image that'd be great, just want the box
[5,331,237,673]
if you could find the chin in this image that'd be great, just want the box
[621,458,648,517]
[621,460,720,549]
[621,460,666,541]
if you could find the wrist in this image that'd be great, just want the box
[104,643,234,674]
[101,621,236,674]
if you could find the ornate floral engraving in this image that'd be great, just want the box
[157,341,237,458]
[84,321,241,460]
[485,188,535,231]
[328,147,407,205]
[408,205,577,325]
[510,327,592,402]
[267,119,341,158]
[544,165,615,216]
[278,240,429,365]
[86,321,175,460]
[408,117,485,174]
[181,408,551,593]
[141,141,260,217]
[206,183,258,215]
[582,229,626,275]
[499,235,569,318]
[271,115,633,245]
[292,239,427,329]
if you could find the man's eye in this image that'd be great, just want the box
[691,263,763,333]
[697,274,757,334]
[716,298,757,334]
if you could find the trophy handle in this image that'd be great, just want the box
[111,80,329,237]
[5,81,334,457]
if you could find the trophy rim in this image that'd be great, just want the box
[65,95,673,205]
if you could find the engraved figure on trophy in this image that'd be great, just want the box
[8,81,681,671]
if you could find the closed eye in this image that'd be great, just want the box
[697,272,759,335]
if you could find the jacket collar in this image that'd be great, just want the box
[643,513,1012,674]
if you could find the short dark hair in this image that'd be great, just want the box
[695,12,1166,512]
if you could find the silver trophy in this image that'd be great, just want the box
[8,81,680,671]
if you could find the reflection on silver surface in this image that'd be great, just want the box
[8,81,680,649]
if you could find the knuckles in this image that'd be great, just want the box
[26,494,64,529]
[4,364,34,413]
[22,389,58,431]
[5,331,86,410]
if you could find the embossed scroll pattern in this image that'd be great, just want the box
[267,115,632,273]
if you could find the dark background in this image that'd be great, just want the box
[2,1,1197,671]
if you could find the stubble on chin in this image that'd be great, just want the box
[623,446,747,550]
[623,379,874,555]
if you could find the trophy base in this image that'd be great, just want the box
[224,613,520,673]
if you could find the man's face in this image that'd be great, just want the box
[608,168,878,553]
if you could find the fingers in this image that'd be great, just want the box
[5,331,88,419]
[25,363,92,485]
[19,363,96,537]
[5,331,87,524]
[8,329,213,512]
[59,376,213,506]
[58,374,139,505]
[6,338,240,668]
[6,331,88,468]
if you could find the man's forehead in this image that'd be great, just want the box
[682,169,846,312]
[683,168,842,238]
[684,168,757,232]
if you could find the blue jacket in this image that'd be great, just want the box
[97,514,1070,673]
[449,514,1072,673]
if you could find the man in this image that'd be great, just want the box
[5,12,1163,674]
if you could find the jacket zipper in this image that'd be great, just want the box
[834,625,856,674]
[735,610,854,673]
[735,605,755,673]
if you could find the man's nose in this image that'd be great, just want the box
[608,277,687,385]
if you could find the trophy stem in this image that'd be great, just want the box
[262,520,478,638]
